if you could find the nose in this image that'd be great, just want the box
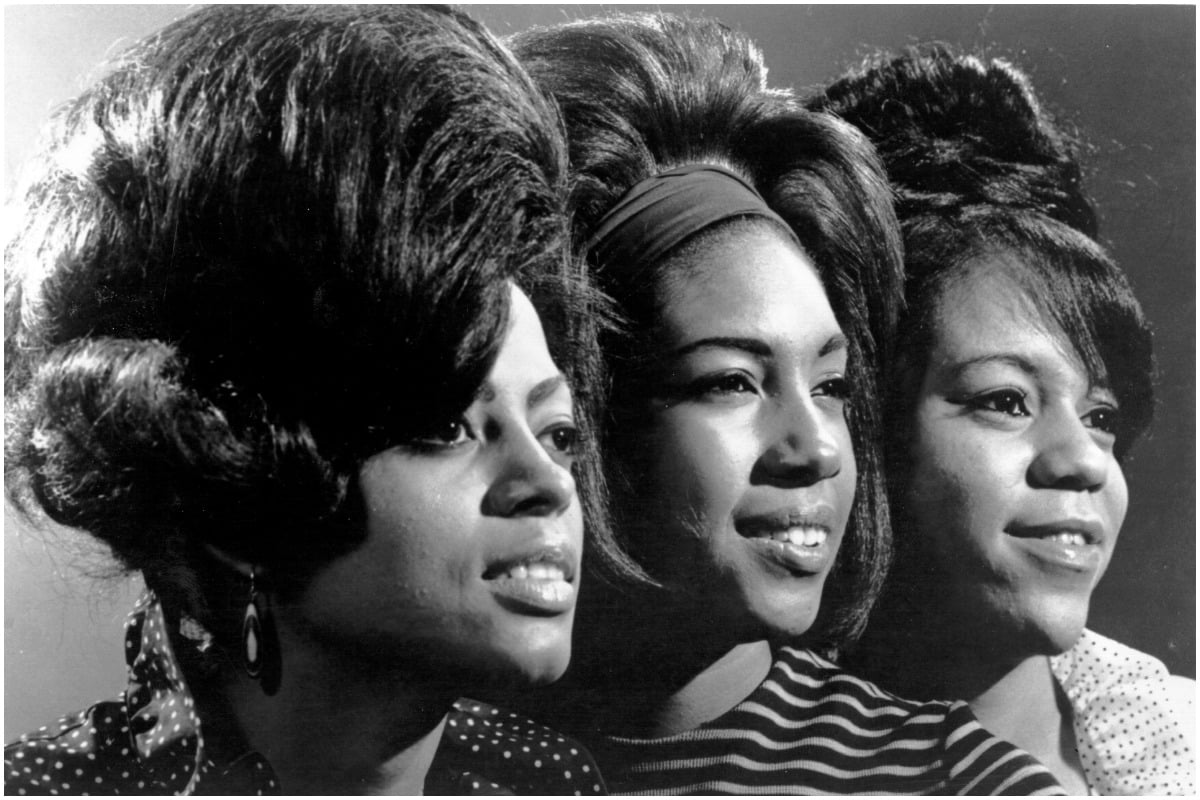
[754,393,845,487]
[1028,414,1110,491]
[482,428,577,518]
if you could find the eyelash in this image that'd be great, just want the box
[964,390,1122,436]
[690,372,852,402]
[539,423,581,457]
[1082,406,1121,436]
[814,376,851,402]
[409,418,582,461]
[965,388,1030,417]
[409,417,475,451]
[694,372,757,397]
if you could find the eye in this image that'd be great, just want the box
[539,422,580,457]
[694,372,758,397]
[1083,406,1121,436]
[966,388,1030,417]
[813,376,851,402]
[411,417,474,450]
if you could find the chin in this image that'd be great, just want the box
[977,588,1090,659]
[1023,596,1090,655]
[475,622,574,689]
[744,584,825,641]
[486,644,571,689]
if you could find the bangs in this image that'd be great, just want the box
[913,210,1156,457]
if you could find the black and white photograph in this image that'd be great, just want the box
[5,4,1194,795]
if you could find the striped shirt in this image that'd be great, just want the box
[589,646,1064,795]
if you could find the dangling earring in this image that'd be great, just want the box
[241,567,281,695]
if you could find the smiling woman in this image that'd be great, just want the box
[2,5,612,794]
[621,221,857,642]
[811,45,1195,794]
[311,287,583,687]
[905,262,1130,657]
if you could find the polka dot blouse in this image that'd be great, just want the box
[428,700,607,795]
[4,593,607,795]
[1050,628,1195,795]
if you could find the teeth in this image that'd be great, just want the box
[1044,532,1088,546]
[502,563,566,581]
[526,563,564,581]
[767,528,827,547]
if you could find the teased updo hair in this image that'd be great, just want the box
[512,13,905,647]
[809,45,1155,459]
[4,5,605,617]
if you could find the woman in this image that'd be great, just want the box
[4,6,610,794]
[809,46,1195,794]
[494,15,1064,794]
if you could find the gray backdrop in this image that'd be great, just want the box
[5,4,1194,740]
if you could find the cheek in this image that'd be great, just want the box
[1104,463,1130,545]
[645,411,752,521]
[906,425,997,560]
[358,467,479,587]
[831,419,857,524]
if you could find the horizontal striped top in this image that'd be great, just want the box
[590,646,1064,795]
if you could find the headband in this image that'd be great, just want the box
[586,164,796,280]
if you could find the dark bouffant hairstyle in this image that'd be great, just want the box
[4,5,618,620]
[512,13,905,647]
[809,45,1155,460]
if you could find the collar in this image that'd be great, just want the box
[122,591,278,794]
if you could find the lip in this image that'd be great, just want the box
[1005,518,1107,576]
[735,505,840,576]
[484,544,578,617]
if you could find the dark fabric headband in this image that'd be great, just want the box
[586,163,796,279]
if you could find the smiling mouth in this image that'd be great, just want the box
[486,561,570,582]
[735,511,836,575]
[1007,524,1101,547]
[755,527,829,548]
[1004,522,1106,576]
[484,548,576,616]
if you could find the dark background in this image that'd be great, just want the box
[5,5,1194,739]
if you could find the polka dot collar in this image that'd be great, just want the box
[120,591,280,794]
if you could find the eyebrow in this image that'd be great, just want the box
[527,374,569,409]
[819,334,849,358]
[948,352,1116,397]
[948,353,1040,379]
[474,373,568,408]
[668,333,848,360]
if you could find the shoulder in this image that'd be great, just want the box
[770,645,952,721]
[1167,675,1196,748]
[935,702,1066,795]
[1052,628,1183,708]
[430,698,605,796]
[1053,629,1195,794]
[5,699,138,795]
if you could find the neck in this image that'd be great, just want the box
[632,639,773,737]
[515,591,773,740]
[208,622,456,795]
[968,655,1089,794]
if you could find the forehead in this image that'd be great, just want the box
[932,256,1087,375]
[478,284,562,397]
[658,226,841,343]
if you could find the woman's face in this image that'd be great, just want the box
[622,225,856,642]
[295,284,584,688]
[904,259,1128,655]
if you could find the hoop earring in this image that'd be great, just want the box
[241,568,281,695]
